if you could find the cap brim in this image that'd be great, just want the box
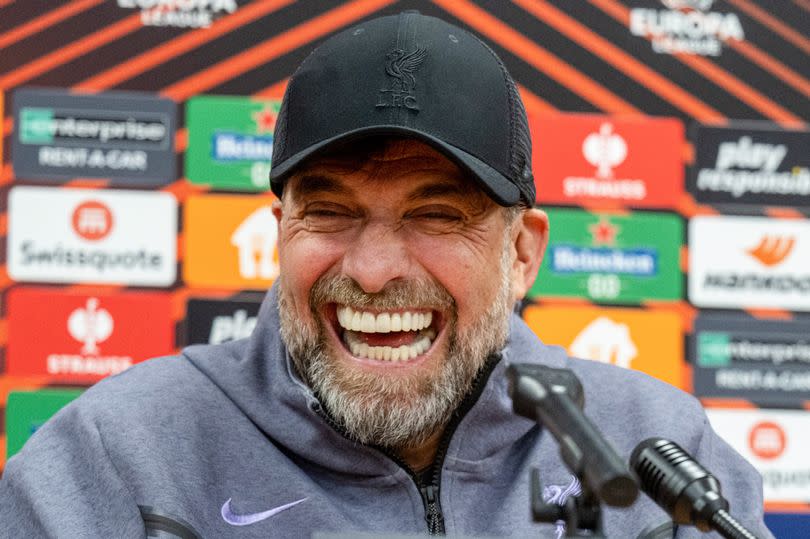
[269,126,521,206]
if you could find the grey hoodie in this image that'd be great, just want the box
[0,286,772,538]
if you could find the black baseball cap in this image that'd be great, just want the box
[269,11,535,206]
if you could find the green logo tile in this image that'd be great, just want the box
[6,389,83,458]
[185,95,280,192]
[529,208,683,303]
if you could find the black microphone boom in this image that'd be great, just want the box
[507,363,638,508]
[631,437,761,539]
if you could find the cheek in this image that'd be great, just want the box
[411,236,505,317]
[278,236,344,309]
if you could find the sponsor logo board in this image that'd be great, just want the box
[529,209,683,303]
[692,313,810,407]
[183,194,279,289]
[629,1,745,57]
[185,95,280,191]
[689,216,810,311]
[185,297,263,346]
[532,114,684,208]
[764,513,810,539]
[707,408,810,503]
[7,288,174,383]
[6,389,84,459]
[12,88,176,185]
[689,123,810,207]
[116,0,237,28]
[523,305,684,388]
[7,186,177,286]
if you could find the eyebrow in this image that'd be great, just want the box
[407,181,470,202]
[289,174,350,200]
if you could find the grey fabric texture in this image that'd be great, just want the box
[0,285,773,538]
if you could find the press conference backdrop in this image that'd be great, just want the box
[0,0,808,534]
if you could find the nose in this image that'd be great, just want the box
[341,220,411,293]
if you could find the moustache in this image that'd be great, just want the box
[309,274,455,312]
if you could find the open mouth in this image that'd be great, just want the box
[334,305,439,362]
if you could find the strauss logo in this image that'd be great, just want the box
[67,298,114,355]
[582,123,627,180]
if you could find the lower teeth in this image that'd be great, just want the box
[343,330,434,361]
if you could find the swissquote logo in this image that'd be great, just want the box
[692,128,810,203]
[629,0,745,57]
[7,186,177,286]
[7,288,174,382]
[72,201,113,241]
[689,216,810,311]
[569,317,638,369]
[532,114,683,208]
[707,409,810,503]
[231,207,279,280]
[749,422,787,460]
[376,47,427,111]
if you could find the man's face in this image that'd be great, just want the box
[274,139,532,449]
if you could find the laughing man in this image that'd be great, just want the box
[0,11,772,539]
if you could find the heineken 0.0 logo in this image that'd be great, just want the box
[529,209,683,303]
[185,95,281,192]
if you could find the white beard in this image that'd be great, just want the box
[278,242,513,450]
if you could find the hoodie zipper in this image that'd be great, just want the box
[314,352,501,536]
[376,352,502,535]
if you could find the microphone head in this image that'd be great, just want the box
[631,438,728,531]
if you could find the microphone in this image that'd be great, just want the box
[630,438,761,539]
[507,364,638,507]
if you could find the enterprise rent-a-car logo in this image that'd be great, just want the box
[12,88,176,186]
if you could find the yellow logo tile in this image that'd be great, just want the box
[523,305,685,389]
[184,194,279,289]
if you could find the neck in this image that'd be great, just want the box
[397,429,444,473]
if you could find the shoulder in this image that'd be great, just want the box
[566,357,709,452]
[46,341,246,431]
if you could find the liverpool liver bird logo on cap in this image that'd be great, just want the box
[377,47,427,110]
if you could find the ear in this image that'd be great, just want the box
[271,198,285,249]
[271,198,283,224]
[510,208,549,302]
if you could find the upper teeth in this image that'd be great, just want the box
[337,306,433,333]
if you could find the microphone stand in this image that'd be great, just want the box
[530,468,606,538]
[507,364,639,538]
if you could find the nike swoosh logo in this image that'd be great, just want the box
[220,497,307,526]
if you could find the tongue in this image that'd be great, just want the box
[348,330,421,347]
